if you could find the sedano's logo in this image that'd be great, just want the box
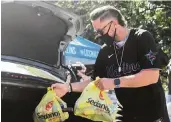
[46,101,53,111]
[37,112,60,119]
[86,98,110,114]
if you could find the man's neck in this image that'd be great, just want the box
[115,27,129,42]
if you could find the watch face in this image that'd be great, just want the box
[114,78,120,85]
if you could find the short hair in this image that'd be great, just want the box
[90,5,127,27]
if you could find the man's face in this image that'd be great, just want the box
[91,18,116,38]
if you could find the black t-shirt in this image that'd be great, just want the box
[92,28,167,121]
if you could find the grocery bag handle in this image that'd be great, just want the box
[47,87,53,91]
[47,87,74,113]
[93,79,113,108]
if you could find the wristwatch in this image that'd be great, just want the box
[114,78,120,88]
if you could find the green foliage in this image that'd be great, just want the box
[55,0,171,90]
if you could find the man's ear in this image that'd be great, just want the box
[110,21,117,31]
[113,19,119,26]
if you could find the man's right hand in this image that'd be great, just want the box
[51,83,69,98]
[77,71,91,82]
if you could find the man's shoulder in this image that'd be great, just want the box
[131,28,147,35]
[130,28,154,43]
[132,28,151,38]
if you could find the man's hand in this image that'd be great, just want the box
[77,71,91,82]
[51,83,69,98]
[76,62,87,73]
[95,78,115,90]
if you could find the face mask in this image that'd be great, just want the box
[99,23,116,46]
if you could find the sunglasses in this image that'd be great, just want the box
[95,21,113,36]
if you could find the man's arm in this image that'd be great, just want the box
[51,77,91,97]
[71,79,91,92]
[95,69,159,90]
[119,69,159,88]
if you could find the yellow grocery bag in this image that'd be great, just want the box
[33,87,69,122]
[74,77,122,122]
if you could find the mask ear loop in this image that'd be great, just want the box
[105,21,113,36]
[107,22,117,43]
[112,25,117,45]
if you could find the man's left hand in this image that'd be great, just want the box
[95,78,115,90]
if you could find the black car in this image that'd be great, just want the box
[1,1,92,122]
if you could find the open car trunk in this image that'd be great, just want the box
[1,1,91,122]
[2,1,68,65]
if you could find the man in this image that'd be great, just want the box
[52,6,169,122]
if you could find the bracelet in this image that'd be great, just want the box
[68,83,72,93]
[69,83,73,92]
[67,83,71,93]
